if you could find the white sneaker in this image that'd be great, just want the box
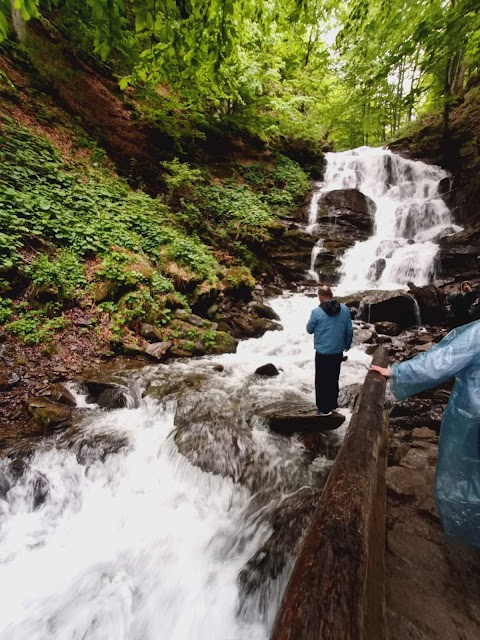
[317,411,333,417]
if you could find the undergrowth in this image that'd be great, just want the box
[0,114,309,348]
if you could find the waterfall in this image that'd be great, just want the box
[309,146,461,293]
[2,145,449,640]
[0,295,371,640]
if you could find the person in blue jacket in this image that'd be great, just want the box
[306,285,353,416]
[370,320,480,547]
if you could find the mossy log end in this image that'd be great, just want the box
[270,347,389,640]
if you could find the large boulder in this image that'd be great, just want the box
[357,290,418,327]
[174,391,255,483]
[81,378,130,408]
[437,223,480,277]
[321,189,376,231]
[26,397,73,429]
[408,284,447,325]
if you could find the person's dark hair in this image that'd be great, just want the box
[318,285,333,299]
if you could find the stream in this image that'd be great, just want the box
[0,147,454,640]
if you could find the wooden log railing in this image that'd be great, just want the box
[269,346,389,640]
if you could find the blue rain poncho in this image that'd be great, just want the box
[390,320,480,547]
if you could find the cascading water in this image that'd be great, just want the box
[308,146,461,292]
[0,295,371,640]
[2,146,440,640]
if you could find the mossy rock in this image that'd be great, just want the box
[93,279,118,302]
[197,330,237,355]
[26,396,73,429]
[110,247,154,282]
[218,266,255,302]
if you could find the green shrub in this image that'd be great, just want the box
[161,158,203,200]
[0,296,13,323]
[26,250,88,300]
[5,309,66,345]
[196,183,275,242]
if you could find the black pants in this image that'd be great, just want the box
[315,352,343,413]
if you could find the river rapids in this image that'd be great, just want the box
[0,147,455,640]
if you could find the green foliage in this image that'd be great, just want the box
[166,236,219,280]
[5,309,66,345]
[196,183,276,242]
[26,250,88,300]
[240,155,310,211]
[0,296,13,323]
[161,158,204,200]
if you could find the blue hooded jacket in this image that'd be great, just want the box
[306,300,353,355]
[390,320,480,547]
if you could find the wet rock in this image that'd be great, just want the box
[212,364,224,372]
[97,388,128,409]
[145,341,172,361]
[82,379,130,407]
[0,469,11,499]
[264,285,283,296]
[387,465,436,503]
[40,383,77,407]
[367,258,387,282]
[438,176,451,198]
[32,472,49,509]
[375,321,402,336]
[258,400,345,441]
[60,430,131,465]
[231,317,282,339]
[390,398,432,419]
[358,290,417,327]
[9,458,28,478]
[26,396,73,429]
[0,371,21,391]
[389,403,443,433]
[174,391,254,483]
[237,487,320,619]
[254,363,279,377]
[408,283,447,325]
[249,303,280,321]
[322,188,376,225]
[353,327,377,345]
[414,343,434,353]
[438,222,480,277]
[412,427,438,442]
[338,383,362,409]
[140,323,164,342]
[144,372,209,401]
[411,333,435,345]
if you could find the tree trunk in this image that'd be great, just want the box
[10,0,27,42]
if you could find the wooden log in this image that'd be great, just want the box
[269,346,389,640]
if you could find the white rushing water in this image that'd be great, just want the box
[3,145,448,639]
[307,146,460,293]
[0,295,371,640]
